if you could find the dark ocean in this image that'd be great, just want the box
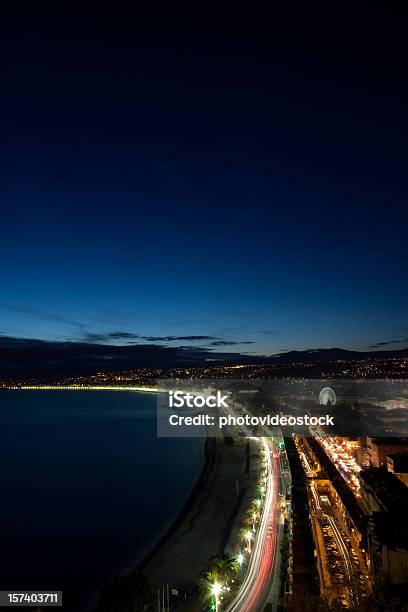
[0,391,203,611]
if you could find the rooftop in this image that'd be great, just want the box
[387,453,408,473]
[371,511,408,549]
[360,467,408,513]
[371,437,408,446]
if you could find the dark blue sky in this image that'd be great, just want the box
[1,8,407,355]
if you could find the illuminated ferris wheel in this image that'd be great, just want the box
[319,387,337,406]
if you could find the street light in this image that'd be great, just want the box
[245,529,253,553]
[212,582,222,612]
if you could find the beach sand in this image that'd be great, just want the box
[142,436,247,610]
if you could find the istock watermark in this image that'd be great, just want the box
[168,390,229,409]
[218,414,334,428]
[167,413,334,428]
[157,381,340,438]
[156,378,408,438]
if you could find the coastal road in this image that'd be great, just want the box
[225,437,280,612]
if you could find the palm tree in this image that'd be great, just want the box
[247,508,260,531]
[240,527,254,553]
[249,499,261,515]
[210,554,239,580]
[253,497,263,511]
[199,570,221,601]
[257,483,266,498]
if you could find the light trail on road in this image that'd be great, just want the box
[309,479,357,607]
[326,516,353,582]
[316,435,361,498]
[225,438,280,612]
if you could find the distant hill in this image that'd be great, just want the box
[267,347,408,363]
[0,336,407,381]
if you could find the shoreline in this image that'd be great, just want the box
[142,436,248,610]
[8,386,246,610]
[91,436,218,612]
[89,436,211,612]
[139,436,215,570]
[4,385,161,392]
[4,386,210,612]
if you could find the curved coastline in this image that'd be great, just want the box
[5,387,246,611]
[90,437,214,611]
[3,387,207,612]
[141,436,248,611]
[139,436,215,569]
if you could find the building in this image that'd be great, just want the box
[360,467,408,586]
[367,513,408,585]
[365,437,408,469]
[386,453,408,487]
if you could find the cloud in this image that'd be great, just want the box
[79,330,259,348]
[109,332,139,340]
[369,337,408,348]
[81,331,140,343]
[76,330,260,354]
[0,304,85,329]
[142,335,216,342]
[0,305,257,350]
[209,340,255,347]
[0,335,48,347]
[79,332,232,345]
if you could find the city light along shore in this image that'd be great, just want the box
[11,385,160,392]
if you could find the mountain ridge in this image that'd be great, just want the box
[0,335,407,380]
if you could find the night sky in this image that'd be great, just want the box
[1,7,407,358]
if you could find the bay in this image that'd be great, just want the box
[0,391,203,611]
